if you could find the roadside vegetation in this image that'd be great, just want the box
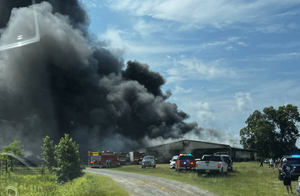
[0,172,128,195]
[112,162,295,196]
[0,137,129,195]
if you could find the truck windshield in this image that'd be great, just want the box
[202,156,222,161]
[179,156,194,160]
[144,157,154,160]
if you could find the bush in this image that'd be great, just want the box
[54,134,84,183]
[41,136,57,172]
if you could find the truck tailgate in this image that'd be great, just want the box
[197,161,220,170]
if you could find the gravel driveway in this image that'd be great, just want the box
[85,168,218,196]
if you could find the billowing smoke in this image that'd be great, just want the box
[0,1,206,160]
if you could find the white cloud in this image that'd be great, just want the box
[237,42,248,47]
[224,46,235,51]
[133,20,164,36]
[260,52,300,61]
[197,110,216,125]
[256,24,286,33]
[174,86,192,94]
[165,57,235,83]
[256,23,298,33]
[234,92,252,111]
[98,27,203,56]
[98,27,130,55]
[106,0,299,30]
[182,101,216,125]
[194,102,211,111]
[80,0,102,8]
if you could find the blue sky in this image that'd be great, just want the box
[80,0,300,146]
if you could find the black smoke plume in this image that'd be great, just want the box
[0,1,201,160]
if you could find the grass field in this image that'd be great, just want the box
[0,171,129,196]
[112,162,298,196]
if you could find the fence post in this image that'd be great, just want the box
[5,159,8,173]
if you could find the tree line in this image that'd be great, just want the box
[240,104,300,159]
[0,134,84,184]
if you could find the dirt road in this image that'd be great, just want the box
[85,168,218,196]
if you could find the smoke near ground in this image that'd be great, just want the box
[0,1,232,160]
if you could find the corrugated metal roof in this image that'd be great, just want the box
[146,139,231,151]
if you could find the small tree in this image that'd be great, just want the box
[54,134,84,183]
[1,140,25,157]
[41,136,56,172]
[0,140,25,169]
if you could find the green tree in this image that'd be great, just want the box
[240,104,300,158]
[41,136,56,172]
[1,140,25,157]
[54,134,84,183]
[240,110,275,158]
[264,104,300,157]
[0,140,25,169]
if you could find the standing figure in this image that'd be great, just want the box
[270,158,274,170]
[259,158,264,167]
[281,158,294,194]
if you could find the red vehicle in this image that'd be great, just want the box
[99,151,119,168]
[129,151,145,164]
[116,152,128,165]
[88,151,100,168]
[88,151,119,168]
[175,154,196,172]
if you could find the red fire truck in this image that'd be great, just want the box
[88,151,119,168]
[129,151,145,164]
[116,152,128,165]
[88,151,100,168]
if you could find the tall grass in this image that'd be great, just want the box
[0,171,128,196]
[112,162,296,196]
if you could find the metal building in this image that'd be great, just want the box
[146,140,256,163]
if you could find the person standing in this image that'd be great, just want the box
[270,158,274,170]
[281,158,294,194]
[259,158,264,167]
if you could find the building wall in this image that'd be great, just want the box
[146,148,231,163]
[146,141,256,163]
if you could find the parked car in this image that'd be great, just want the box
[175,154,196,172]
[221,155,233,171]
[170,155,178,169]
[196,155,228,176]
[141,156,156,168]
[264,159,269,164]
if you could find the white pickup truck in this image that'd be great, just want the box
[196,155,228,176]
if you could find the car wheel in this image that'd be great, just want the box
[220,168,223,174]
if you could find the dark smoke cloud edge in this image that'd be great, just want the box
[0,1,213,160]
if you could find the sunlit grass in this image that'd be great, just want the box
[0,171,128,196]
[112,162,296,196]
